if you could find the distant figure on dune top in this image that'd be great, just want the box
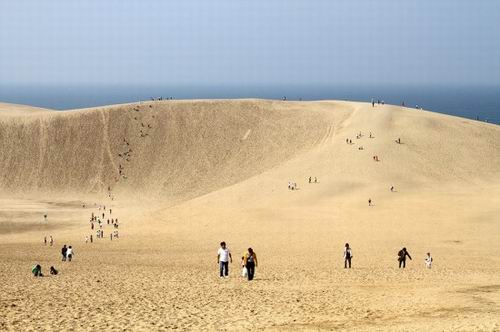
[217,241,232,278]
[244,248,258,281]
[344,243,353,269]
[398,247,412,268]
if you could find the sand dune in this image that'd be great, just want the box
[0,99,499,331]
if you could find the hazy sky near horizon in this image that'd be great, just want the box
[1,0,499,87]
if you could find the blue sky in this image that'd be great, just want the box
[1,0,499,87]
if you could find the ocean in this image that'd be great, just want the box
[0,85,498,124]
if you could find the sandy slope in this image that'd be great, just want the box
[0,99,499,331]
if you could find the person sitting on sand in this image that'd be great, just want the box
[50,266,58,275]
[66,246,74,262]
[244,248,258,281]
[217,241,232,278]
[398,247,412,268]
[344,243,353,269]
[32,264,43,277]
[425,252,433,269]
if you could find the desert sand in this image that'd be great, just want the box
[0,99,499,331]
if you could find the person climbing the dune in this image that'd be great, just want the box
[344,243,353,268]
[398,247,412,268]
[217,241,232,278]
[244,248,258,281]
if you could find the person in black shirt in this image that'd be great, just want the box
[61,245,67,261]
[398,247,412,268]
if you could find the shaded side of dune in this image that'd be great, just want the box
[0,100,328,203]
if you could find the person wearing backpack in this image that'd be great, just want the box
[398,247,412,268]
[344,243,353,268]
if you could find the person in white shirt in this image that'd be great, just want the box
[66,246,74,262]
[344,243,353,269]
[425,252,433,269]
[217,241,232,278]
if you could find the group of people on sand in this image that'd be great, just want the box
[32,264,58,277]
[308,177,318,184]
[344,245,433,269]
[87,204,119,243]
[217,242,258,281]
[32,243,73,277]
[43,235,54,246]
[288,181,298,190]
[216,242,432,282]
[371,98,385,107]
[61,245,74,262]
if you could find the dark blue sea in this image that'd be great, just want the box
[0,85,498,124]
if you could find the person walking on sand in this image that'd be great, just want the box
[398,247,412,268]
[309,177,312,184]
[425,252,433,269]
[66,246,74,262]
[368,199,372,206]
[44,236,47,246]
[217,241,232,278]
[244,248,258,281]
[390,186,394,192]
[344,243,353,268]
[61,245,67,261]
[49,235,54,246]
